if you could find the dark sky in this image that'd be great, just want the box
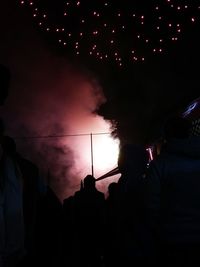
[1,0,200,145]
[94,3,200,144]
[98,33,200,144]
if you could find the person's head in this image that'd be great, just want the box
[108,182,118,197]
[164,116,191,141]
[2,136,17,156]
[0,64,10,105]
[83,175,96,190]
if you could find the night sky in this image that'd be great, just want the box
[1,0,200,142]
[0,0,200,197]
[15,0,200,143]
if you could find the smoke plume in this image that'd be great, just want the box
[0,0,119,201]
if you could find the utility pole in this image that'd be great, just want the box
[90,133,94,177]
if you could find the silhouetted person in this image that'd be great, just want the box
[105,182,119,267]
[0,65,11,265]
[16,157,42,266]
[106,183,119,231]
[73,175,105,267]
[0,64,10,105]
[0,136,42,266]
[106,183,119,215]
[35,184,63,267]
[62,196,74,267]
[117,144,149,266]
[145,114,200,266]
[0,136,25,267]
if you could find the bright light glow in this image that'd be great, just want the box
[92,134,119,176]
[66,116,120,181]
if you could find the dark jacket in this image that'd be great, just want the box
[146,136,200,244]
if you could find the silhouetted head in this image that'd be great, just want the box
[2,136,17,157]
[164,116,191,141]
[108,182,118,197]
[0,64,10,105]
[118,144,149,174]
[83,175,96,190]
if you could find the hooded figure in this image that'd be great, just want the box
[145,99,200,267]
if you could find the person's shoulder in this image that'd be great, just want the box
[17,154,38,170]
[74,190,83,198]
[95,190,105,199]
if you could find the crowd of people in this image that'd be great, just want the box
[1,64,200,267]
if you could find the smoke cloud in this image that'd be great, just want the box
[0,1,119,201]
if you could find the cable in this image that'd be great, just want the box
[14,132,111,140]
